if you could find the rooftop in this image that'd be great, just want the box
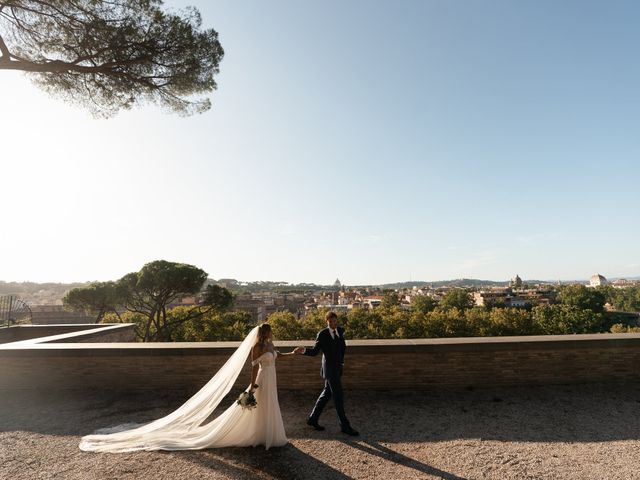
[1,383,639,480]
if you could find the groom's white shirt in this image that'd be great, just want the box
[302,328,338,354]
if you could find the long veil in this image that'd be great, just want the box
[79,325,260,452]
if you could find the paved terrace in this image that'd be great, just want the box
[2,383,640,480]
[2,325,640,479]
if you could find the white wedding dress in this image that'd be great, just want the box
[79,326,288,452]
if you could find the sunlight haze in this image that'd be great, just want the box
[1,0,638,284]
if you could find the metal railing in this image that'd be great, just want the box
[0,295,32,327]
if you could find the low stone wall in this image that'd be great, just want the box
[1,333,640,392]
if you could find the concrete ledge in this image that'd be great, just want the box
[3,324,137,346]
[3,331,640,353]
[0,323,136,344]
[0,324,108,344]
[2,331,640,391]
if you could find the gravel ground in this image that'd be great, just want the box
[2,383,640,480]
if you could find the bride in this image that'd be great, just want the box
[79,323,292,452]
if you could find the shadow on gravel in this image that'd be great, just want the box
[0,389,191,436]
[341,382,640,444]
[177,444,353,480]
[340,439,467,480]
[2,383,640,445]
[298,382,640,445]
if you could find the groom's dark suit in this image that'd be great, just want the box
[303,326,351,430]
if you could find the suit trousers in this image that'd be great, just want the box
[309,371,350,430]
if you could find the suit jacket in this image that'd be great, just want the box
[303,326,346,379]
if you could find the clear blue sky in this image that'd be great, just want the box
[1,0,638,284]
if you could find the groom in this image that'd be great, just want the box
[294,311,359,436]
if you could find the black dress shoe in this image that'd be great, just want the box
[307,419,325,431]
[341,427,359,436]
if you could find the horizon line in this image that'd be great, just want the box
[1,273,637,287]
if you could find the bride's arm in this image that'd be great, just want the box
[250,345,261,391]
[298,331,322,357]
[275,349,296,359]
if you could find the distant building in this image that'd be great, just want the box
[333,278,342,289]
[316,304,350,314]
[505,296,528,308]
[526,290,556,305]
[362,296,383,309]
[473,288,551,308]
[167,296,198,308]
[233,295,267,322]
[590,274,607,287]
[473,290,510,307]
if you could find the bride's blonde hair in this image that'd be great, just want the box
[256,323,272,347]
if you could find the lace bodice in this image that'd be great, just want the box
[252,351,276,368]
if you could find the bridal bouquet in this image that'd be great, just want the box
[237,391,257,410]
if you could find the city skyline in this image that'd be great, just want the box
[1,0,639,284]
[0,271,636,287]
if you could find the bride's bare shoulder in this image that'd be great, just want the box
[252,343,264,358]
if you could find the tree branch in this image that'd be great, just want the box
[0,34,10,61]
[0,0,222,116]
[0,57,152,75]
